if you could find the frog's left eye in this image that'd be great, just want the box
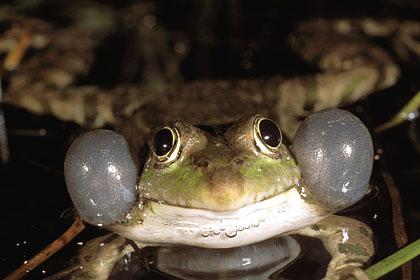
[253,116,282,155]
[152,126,181,164]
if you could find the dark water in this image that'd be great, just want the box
[1,1,420,279]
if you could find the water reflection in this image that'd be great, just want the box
[155,236,300,279]
[110,236,300,280]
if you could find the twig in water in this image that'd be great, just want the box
[4,216,85,280]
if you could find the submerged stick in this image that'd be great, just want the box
[382,170,411,279]
[4,216,85,280]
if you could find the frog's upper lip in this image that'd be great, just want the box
[149,186,296,220]
[142,171,301,212]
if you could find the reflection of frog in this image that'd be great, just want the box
[63,109,374,280]
[154,235,301,280]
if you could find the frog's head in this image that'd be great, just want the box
[64,115,299,225]
[64,110,373,244]
[138,115,301,213]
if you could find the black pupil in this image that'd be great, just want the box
[153,128,173,156]
[259,119,281,148]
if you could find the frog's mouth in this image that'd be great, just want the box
[139,161,302,212]
[112,186,328,249]
[149,187,296,220]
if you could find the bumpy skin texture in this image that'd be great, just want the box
[292,109,373,209]
[64,129,138,226]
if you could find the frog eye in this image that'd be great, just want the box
[152,126,181,164]
[292,109,373,209]
[253,116,282,155]
[64,130,138,226]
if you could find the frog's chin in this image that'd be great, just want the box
[109,186,330,249]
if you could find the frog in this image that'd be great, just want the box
[61,108,375,280]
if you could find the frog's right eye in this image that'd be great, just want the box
[152,126,181,164]
[253,116,282,155]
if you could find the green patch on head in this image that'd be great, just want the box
[240,154,299,194]
[140,160,204,204]
[241,155,297,178]
[171,163,204,197]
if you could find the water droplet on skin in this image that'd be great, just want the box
[201,230,210,237]
[225,227,238,238]
[90,198,97,206]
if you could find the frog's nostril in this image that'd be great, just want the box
[234,158,244,165]
[197,160,209,168]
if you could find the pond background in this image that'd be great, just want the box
[1,0,419,279]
